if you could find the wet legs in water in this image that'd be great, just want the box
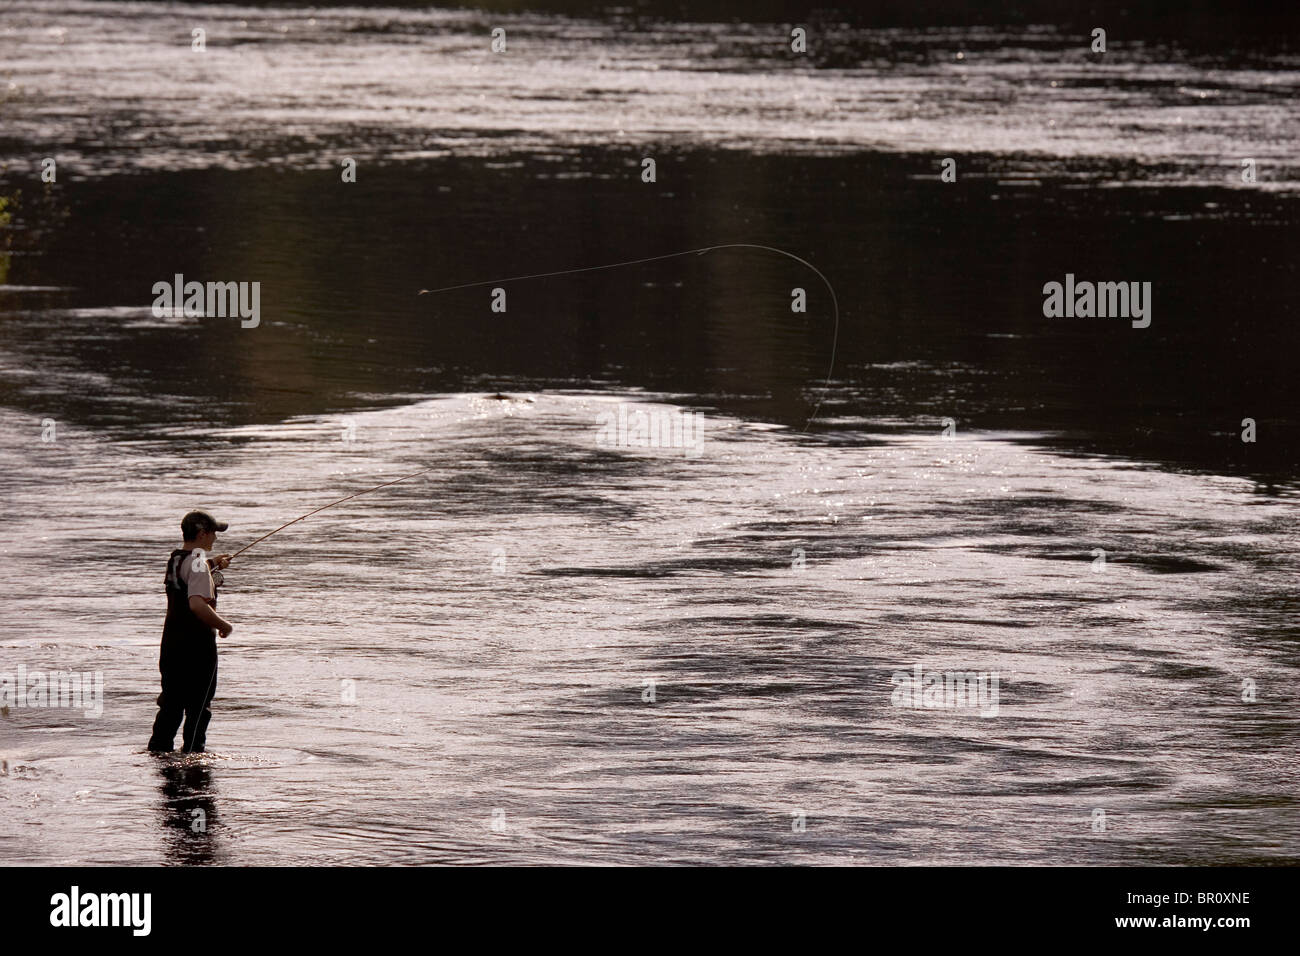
[148,655,217,753]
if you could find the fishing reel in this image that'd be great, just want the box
[211,569,225,588]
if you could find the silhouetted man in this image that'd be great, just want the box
[147,511,233,754]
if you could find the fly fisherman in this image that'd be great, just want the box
[147,511,234,754]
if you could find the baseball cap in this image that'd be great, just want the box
[181,510,229,539]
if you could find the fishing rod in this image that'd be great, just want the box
[183,465,441,753]
[224,466,438,562]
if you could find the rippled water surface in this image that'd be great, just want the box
[1,395,1297,864]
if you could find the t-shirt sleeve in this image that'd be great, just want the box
[182,551,215,601]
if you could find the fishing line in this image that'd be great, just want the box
[224,244,839,561]
[202,246,836,579]
[418,242,841,429]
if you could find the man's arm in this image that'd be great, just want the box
[189,596,233,637]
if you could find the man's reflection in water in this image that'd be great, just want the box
[155,760,220,865]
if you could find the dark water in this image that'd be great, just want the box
[1,2,1298,865]
[3,152,1297,475]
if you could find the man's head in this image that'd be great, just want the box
[181,510,228,550]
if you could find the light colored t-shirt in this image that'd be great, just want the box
[183,549,215,602]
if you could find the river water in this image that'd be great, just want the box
[0,1,1297,865]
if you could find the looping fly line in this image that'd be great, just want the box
[230,245,838,561]
[418,242,839,430]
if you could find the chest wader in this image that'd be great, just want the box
[147,549,219,753]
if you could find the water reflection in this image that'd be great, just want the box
[155,761,219,866]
